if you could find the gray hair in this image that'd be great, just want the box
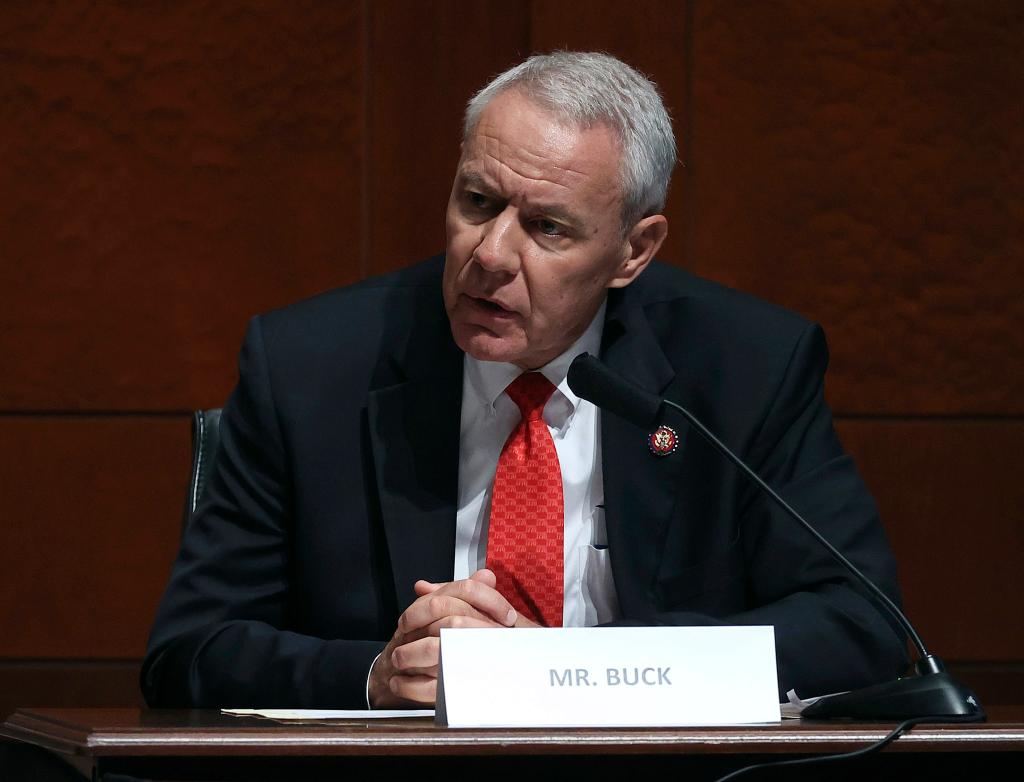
[463,51,677,228]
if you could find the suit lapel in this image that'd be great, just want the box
[367,300,463,613]
[600,286,696,617]
[365,271,702,618]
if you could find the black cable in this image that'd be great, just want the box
[710,715,981,782]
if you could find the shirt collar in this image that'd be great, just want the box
[465,299,606,414]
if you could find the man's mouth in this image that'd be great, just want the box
[467,295,516,317]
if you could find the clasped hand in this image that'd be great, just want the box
[368,568,537,707]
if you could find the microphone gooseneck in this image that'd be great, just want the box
[567,352,984,721]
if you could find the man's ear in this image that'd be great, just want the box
[607,215,668,289]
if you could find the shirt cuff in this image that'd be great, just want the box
[366,651,383,708]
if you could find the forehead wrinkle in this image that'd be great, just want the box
[460,114,622,224]
[486,156,576,201]
[473,126,590,190]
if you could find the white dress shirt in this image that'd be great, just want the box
[368,303,620,704]
[455,301,620,626]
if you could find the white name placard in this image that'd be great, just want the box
[435,626,780,727]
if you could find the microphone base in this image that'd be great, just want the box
[800,672,985,721]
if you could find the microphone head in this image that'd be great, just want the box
[567,353,663,429]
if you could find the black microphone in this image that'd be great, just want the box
[567,353,663,429]
[567,352,984,721]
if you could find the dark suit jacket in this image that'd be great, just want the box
[142,255,909,708]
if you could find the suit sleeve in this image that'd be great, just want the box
[612,324,910,699]
[140,316,385,708]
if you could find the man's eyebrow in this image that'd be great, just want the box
[457,170,494,193]
[456,169,582,228]
[527,202,581,227]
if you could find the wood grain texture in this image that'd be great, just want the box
[0,418,187,657]
[367,1,529,275]
[837,419,1024,660]
[6,707,1024,755]
[529,0,690,267]
[690,1,1024,414]
[0,1,365,410]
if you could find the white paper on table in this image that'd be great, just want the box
[222,708,434,722]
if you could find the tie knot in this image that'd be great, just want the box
[505,372,556,421]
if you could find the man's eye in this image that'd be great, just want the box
[466,191,491,209]
[534,219,563,236]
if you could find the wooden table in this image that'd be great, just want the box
[3,706,1023,781]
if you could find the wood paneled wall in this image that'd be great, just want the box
[2,1,1021,717]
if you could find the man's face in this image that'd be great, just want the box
[443,90,638,369]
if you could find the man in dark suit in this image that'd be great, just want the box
[143,52,908,710]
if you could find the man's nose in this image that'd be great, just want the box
[473,209,520,274]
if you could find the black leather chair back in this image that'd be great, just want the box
[182,408,222,532]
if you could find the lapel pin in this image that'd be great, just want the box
[648,424,679,456]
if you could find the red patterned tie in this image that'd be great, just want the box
[486,372,564,627]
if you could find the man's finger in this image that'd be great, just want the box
[388,673,436,704]
[444,576,516,624]
[413,579,442,598]
[398,581,515,634]
[414,568,497,598]
[390,636,439,675]
[469,568,497,588]
[400,613,505,645]
[397,593,473,634]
